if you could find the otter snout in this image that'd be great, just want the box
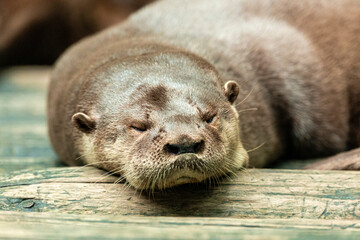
[163,136,205,155]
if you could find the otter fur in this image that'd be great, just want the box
[48,0,360,190]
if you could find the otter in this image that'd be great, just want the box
[48,0,360,190]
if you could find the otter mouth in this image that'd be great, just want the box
[177,176,197,181]
[162,168,205,188]
[175,175,199,184]
[161,154,213,187]
[170,153,203,171]
[168,175,201,187]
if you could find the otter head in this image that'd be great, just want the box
[72,51,249,190]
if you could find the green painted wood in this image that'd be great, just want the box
[0,123,56,158]
[0,67,60,172]
[0,157,64,175]
[0,211,359,240]
[0,66,50,92]
[0,167,359,221]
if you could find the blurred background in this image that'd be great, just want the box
[0,0,155,67]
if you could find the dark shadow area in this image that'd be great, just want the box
[0,0,155,67]
[133,176,247,217]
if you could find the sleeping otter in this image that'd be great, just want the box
[48,0,360,190]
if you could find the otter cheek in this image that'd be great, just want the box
[231,130,249,168]
[124,136,158,188]
[221,113,248,169]
[79,134,98,166]
[102,137,129,169]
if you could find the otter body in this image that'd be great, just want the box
[48,0,360,190]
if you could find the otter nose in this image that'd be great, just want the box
[164,140,204,155]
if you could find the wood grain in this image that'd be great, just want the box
[0,67,60,173]
[1,167,359,220]
[0,211,359,240]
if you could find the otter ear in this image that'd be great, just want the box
[224,81,239,104]
[72,112,96,133]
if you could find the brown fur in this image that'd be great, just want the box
[141,85,169,110]
[48,0,360,190]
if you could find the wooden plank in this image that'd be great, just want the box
[0,66,50,92]
[0,167,359,220]
[0,211,359,240]
[0,93,46,123]
[0,124,55,158]
[0,67,61,172]
[0,122,58,171]
[0,157,63,175]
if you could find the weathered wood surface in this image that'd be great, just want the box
[1,67,360,239]
[0,211,359,240]
[1,167,359,220]
[0,67,60,174]
[1,167,360,239]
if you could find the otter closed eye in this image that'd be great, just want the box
[205,114,216,124]
[131,125,147,132]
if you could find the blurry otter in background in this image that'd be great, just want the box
[0,0,155,67]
